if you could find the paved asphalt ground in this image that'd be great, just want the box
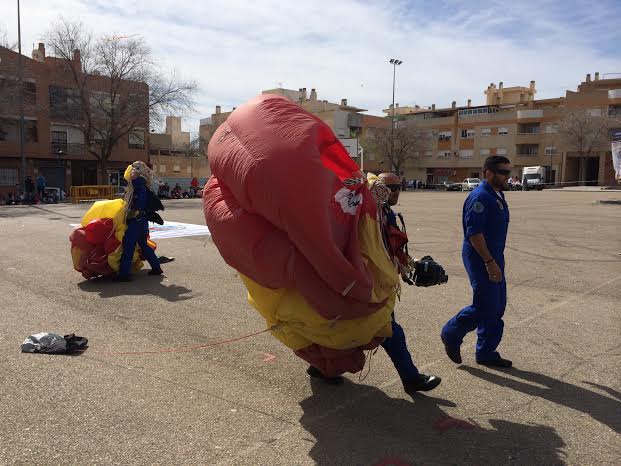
[1,190,620,465]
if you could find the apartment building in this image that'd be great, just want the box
[150,116,210,186]
[398,75,621,186]
[0,43,149,196]
[198,87,368,160]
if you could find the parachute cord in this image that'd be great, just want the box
[358,347,379,382]
[94,324,278,356]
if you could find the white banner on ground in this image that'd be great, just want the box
[70,221,211,239]
[612,141,621,180]
[147,221,211,239]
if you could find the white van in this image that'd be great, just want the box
[522,166,546,190]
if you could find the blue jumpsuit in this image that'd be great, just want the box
[118,177,161,279]
[441,180,510,363]
[380,206,420,383]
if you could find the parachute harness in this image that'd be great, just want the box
[369,178,402,299]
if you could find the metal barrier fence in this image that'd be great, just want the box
[70,185,114,203]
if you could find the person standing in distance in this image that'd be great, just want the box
[441,156,513,368]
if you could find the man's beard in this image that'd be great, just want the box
[492,175,508,191]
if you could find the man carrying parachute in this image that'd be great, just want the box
[69,161,164,281]
[203,94,447,394]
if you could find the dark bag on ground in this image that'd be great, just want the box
[21,332,88,354]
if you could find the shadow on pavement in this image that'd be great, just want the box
[77,275,195,302]
[460,365,621,434]
[299,379,565,465]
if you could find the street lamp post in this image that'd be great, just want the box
[389,58,402,174]
[17,0,26,193]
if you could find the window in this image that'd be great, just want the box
[438,131,452,141]
[25,121,38,142]
[460,129,475,139]
[459,150,474,158]
[24,82,36,105]
[458,107,498,116]
[545,146,557,155]
[498,127,509,135]
[545,124,559,134]
[496,148,507,155]
[52,131,67,152]
[481,128,491,136]
[49,85,81,118]
[0,119,37,142]
[480,148,490,156]
[518,123,540,134]
[159,165,166,173]
[437,151,451,159]
[517,144,539,156]
[173,165,180,173]
[0,168,18,186]
[187,166,192,174]
[424,150,433,158]
[587,108,602,117]
[128,130,145,149]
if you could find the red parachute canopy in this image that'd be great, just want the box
[203,94,395,375]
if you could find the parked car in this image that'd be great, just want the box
[443,181,462,191]
[462,178,481,191]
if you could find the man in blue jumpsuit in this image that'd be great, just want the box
[308,172,442,393]
[117,163,163,281]
[441,156,512,368]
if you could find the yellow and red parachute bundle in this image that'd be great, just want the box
[69,196,156,279]
[203,94,399,376]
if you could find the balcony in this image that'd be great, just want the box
[517,109,543,119]
[608,89,621,99]
[516,143,539,157]
[51,142,85,157]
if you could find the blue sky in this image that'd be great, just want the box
[2,0,619,135]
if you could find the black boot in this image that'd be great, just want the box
[441,335,462,364]
[403,373,442,394]
[148,268,163,276]
[307,366,344,385]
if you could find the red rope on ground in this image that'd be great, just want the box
[95,328,272,356]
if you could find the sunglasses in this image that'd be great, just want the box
[385,184,401,192]
[491,168,511,176]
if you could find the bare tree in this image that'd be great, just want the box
[0,26,17,50]
[362,120,432,175]
[184,135,209,158]
[45,18,198,182]
[559,108,620,182]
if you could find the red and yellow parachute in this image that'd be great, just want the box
[69,175,156,279]
[203,94,399,376]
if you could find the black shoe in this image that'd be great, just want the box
[476,357,512,368]
[441,335,462,364]
[306,366,344,385]
[404,373,442,394]
[148,268,163,276]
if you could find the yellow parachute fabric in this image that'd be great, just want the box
[240,175,398,351]
[80,198,142,272]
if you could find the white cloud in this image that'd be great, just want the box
[2,0,619,136]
